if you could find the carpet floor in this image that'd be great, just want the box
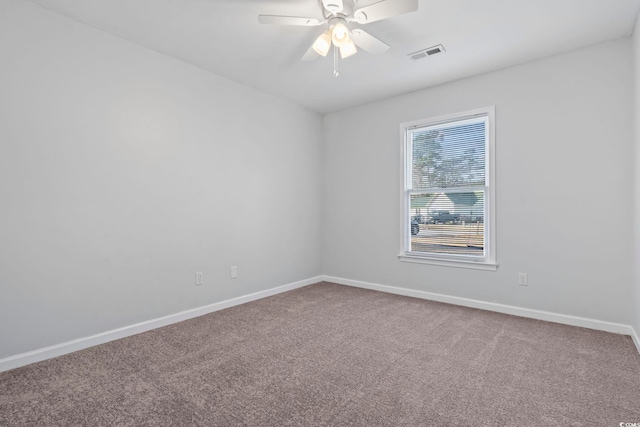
[1,282,639,426]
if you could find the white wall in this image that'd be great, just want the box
[323,39,635,325]
[634,13,640,337]
[0,0,323,359]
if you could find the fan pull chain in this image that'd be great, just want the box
[333,45,339,77]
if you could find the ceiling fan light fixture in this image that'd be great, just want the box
[312,30,332,56]
[331,21,350,47]
[340,40,357,59]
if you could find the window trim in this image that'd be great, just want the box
[398,106,497,271]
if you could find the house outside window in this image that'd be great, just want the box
[399,107,496,270]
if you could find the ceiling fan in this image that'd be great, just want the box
[258,0,419,65]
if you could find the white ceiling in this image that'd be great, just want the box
[26,0,640,114]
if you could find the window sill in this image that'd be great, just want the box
[398,254,498,271]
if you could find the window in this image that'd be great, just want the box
[399,107,496,270]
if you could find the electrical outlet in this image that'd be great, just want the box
[518,272,528,286]
[230,266,238,279]
[195,272,204,286]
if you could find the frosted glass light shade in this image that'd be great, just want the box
[312,30,332,56]
[331,22,350,48]
[340,40,357,58]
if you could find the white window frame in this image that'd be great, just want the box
[399,106,497,271]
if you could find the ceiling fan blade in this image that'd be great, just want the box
[322,0,344,14]
[350,29,389,54]
[352,0,418,24]
[258,15,323,26]
[302,45,321,61]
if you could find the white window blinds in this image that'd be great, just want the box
[403,110,493,264]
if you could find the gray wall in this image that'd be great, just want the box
[323,39,635,325]
[0,0,323,358]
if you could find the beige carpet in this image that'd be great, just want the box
[1,282,639,426]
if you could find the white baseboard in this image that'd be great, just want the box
[632,326,640,354]
[0,276,321,373]
[321,275,636,337]
[2,274,637,372]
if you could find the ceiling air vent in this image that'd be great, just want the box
[408,44,445,61]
